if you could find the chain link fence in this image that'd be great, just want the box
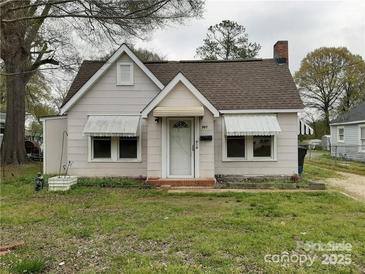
[330,145,365,163]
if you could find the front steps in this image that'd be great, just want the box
[48,176,78,191]
[147,177,215,187]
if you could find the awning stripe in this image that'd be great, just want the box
[83,115,140,137]
[298,120,314,135]
[153,106,204,117]
[224,114,281,136]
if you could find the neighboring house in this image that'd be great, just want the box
[41,41,303,186]
[330,102,365,162]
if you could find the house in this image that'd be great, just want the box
[330,102,365,162]
[41,41,303,186]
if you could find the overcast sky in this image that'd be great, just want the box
[130,0,365,73]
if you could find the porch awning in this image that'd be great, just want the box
[83,115,140,137]
[153,106,204,117]
[224,114,281,136]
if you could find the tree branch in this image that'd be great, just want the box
[32,58,59,70]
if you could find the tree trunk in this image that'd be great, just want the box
[324,109,330,135]
[1,61,27,164]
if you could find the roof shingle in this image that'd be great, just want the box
[331,102,365,124]
[62,58,304,110]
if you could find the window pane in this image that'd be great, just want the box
[253,136,272,157]
[339,128,344,140]
[93,137,111,158]
[227,136,245,158]
[120,64,131,83]
[361,127,365,139]
[120,137,137,158]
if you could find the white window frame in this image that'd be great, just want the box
[337,126,344,143]
[251,135,276,161]
[221,122,277,162]
[117,62,134,85]
[117,136,142,162]
[223,136,247,161]
[359,124,365,153]
[88,121,142,162]
[90,136,113,162]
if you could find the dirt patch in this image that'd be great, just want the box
[323,172,365,201]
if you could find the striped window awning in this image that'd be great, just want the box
[224,114,281,136]
[153,106,204,117]
[298,119,314,135]
[83,115,140,137]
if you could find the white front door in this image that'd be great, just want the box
[167,118,194,178]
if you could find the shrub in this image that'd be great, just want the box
[77,176,153,188]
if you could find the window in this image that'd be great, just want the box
[92,137,111,159]
[117,63,133,85]
[119,137,138,158]
[360,126,365,152]
[338,127,344,142]
[253,136,272,157]
[226,136,245,158]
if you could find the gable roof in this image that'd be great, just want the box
[330,101,365,125]
[62,57,303,112]
[141,72,219,118]
[60,44,164,115]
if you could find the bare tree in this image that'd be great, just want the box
[0,0,204,164]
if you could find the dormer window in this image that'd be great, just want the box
[117,62,133,85]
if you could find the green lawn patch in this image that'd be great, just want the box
[306,152,365,176]
[10,258,46,274]
[1,163,364,273]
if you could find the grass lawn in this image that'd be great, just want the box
[305,151,365,178]
[1,164,365,273]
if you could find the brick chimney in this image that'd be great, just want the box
[273,41,288,64]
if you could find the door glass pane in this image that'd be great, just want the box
[93,137,111,158]
[119,137,137,158]
[253,136,272,157]
[227,136,245,158]
[169,119,192,176]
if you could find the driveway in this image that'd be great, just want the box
[323,172,365,201]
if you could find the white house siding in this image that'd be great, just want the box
[199,109,215,177]
[66,53,160,176]
[43,117,67,174]
[158,82,202,107]
[146,114,162,178]
[330,124,365,162]
[215,113,298,176]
